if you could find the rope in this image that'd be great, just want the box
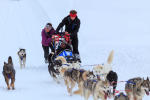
[111,81,136,85]
[96,74,107,77]
[111,81,135,95]
[81,64,101,67]
[114,89,131,94]
[81,63,113,67]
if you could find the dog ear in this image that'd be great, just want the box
[4,62,7,65]
[8,56,12,59]
[22,48,26,51]
[147,77,149,81]
[8,56,12,62]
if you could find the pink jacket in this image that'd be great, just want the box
[41,28,55,46]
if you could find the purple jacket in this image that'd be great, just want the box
[41,28,55,46]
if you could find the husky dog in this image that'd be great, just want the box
[2,56,16,90]
[114,92,129,100]
[48,55,81,82]
[106,70,118,95]
[17,48,26,68]
[59,66,96,96]
[93,50,114,81]
[125,77,150,100]
[48,55,75,83]
[93,50,118,95]
[48,59,62,83]
[48,54,64,83]
[71,60,81,69]
[82,79,112,100]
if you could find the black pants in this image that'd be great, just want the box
[42,44,54,60]
[71,36,79,54]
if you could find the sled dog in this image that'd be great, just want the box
[93,50,114,81]
[3,56,16,90]
[125,77,150,100]
[17,48,26,68]
[82,79,112,100]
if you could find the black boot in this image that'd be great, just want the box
[74,54,81,63]
[45,59,48,64]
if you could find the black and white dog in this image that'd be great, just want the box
[17,48,26,68]
[106,70,118,95]
[48,52,63,83]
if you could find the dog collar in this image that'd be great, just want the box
[79,70,84,72]
[20,56,23,60]
[7,74,11,79]
[92,80,97,82]
[126,81,136,85]
[62,64,70,66]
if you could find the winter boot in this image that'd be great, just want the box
[45,59,48,64]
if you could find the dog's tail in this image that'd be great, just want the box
[8,56,13,64]
[107,50,114,64]
[55,56,67,64]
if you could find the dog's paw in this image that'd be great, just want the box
[69,93,73,96]
[12,87,15,90]
[56,81,60,84]
[7,87,10,90]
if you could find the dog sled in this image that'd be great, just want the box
[51,33,75,63]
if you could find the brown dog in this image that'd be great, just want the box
[3,56,16,90]
[82,79,112,100]
[59,67,96,96]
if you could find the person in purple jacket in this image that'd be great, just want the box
[41,23,55,63]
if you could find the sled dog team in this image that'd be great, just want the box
[2,49,150,100]
[48,50,150,100]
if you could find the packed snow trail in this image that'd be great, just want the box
[0,0,150,100]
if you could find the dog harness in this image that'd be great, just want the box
[7,74,11,79]
[126,81,136,85]
[116,93,126,98]
[62,64,70,66]
[79,69,84,73]
[20,56,24,61]
[96,75,101,80]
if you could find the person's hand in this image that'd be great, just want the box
[54,31,57,34]
[65,31,68,34]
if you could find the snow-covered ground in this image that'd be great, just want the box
[0,0,150,100]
